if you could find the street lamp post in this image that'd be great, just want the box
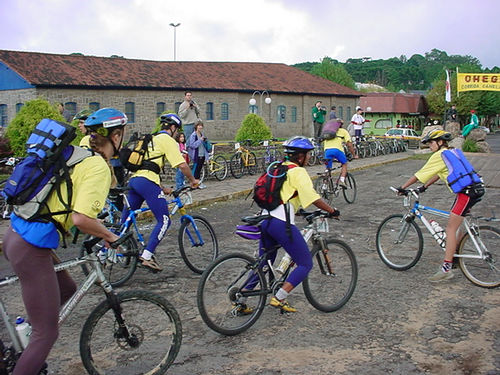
[249,90,272,117]
[169,23,181,61]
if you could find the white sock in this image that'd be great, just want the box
[141,249,154,260]
[275,288,289,301]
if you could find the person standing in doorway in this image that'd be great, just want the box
[351,107,369,143]
[178,91,201,140]
[312,101,327,138]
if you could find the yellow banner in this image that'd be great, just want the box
[457,73,500,92]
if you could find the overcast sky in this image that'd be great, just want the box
[1,0,498,69]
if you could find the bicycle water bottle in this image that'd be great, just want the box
[15,317,31,349]
[430,220,446,248]
[275,253,292,275]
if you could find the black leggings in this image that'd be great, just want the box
[3,226,77,375]
[192,157,205,179]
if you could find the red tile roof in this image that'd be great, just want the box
[0,50,360,97]
[360,92,428,114]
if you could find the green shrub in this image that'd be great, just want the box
[235,114,272,144]
[462,139,480,152]
[6,98,65,156]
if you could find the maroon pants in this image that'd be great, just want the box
[3,226,77,375]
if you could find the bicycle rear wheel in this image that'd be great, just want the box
[80,290,182,375]
[376,214,423,270]
[230,153,244,179]
[342,173,357,204]
[212,155,228,181]
[197,253,267,336]
[303,239,358,312]
[457,225,500,288]
[178,215,219,274]
[307,151,317,166]
[314,176,336,206]
[246,152,258,175]
[79,234,139,287]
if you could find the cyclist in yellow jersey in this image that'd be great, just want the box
[323,120,358,187]
[121,113,199,272]
[3,108,127,374]
[397,130,484,282]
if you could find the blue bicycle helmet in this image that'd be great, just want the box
[160,113,182,128]
[283,136,315,154]
[85,108,128,135]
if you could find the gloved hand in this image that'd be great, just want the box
[417,185,427,193]
[328,209,340,219]
[396,186,408,196]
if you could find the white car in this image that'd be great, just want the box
[384,128,421,148]
[479,126,491,134]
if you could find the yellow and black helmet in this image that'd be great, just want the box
[421,130,452,144]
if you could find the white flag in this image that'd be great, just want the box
[445,70,451,102]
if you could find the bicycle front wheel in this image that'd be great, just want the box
[314,176,335,206]
[230,153,244,179]
[178,215,219,274]
[80,290,182,375]
[79,234,139,287]
[212,155,228,181]
[197,253,267,336]
[246,152,258,175]
[376,214,423,270]
[457,225,500,288]
[303,239,358,312]
[342,173,357,204]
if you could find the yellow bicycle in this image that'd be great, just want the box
[199,143,228,181]
[230,140,258,179]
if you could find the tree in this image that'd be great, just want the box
[235,114,272,144]
[310,57,356,89]
[6,98,65,156]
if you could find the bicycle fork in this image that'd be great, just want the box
[315,238,335,276]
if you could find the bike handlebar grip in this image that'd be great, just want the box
[83,237,103,254]
[109,232,133,249]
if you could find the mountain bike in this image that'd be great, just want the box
[314,161,357,204]
[199,143,228,182]
[376,187,500,288]
[0,234,182,375]
[79,186,219,287]
[230,140,258,179]
[259,139,282,170]
[306,138,323,166]
[197,210,358,336]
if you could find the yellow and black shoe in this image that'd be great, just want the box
[269,296,297,313]
[231,303,253,316]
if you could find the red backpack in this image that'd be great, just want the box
[253,162,296,211]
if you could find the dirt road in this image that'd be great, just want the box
[1,159,499,374]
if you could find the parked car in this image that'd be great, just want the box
[384,128,421,148]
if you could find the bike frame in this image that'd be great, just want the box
[401,190,486,261]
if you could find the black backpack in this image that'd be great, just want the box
[119,133,163,174]
[253,161,296,211]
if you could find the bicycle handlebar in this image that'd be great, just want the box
[82,232,134,255]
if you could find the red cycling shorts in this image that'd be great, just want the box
[450,193,481,216]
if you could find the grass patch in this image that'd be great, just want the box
[409,152,432,161]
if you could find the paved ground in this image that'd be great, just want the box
[1,133,499,374]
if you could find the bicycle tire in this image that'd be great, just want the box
[376,214,423,270]
[230,153,244,179]
[307,151,317,166]
[197,253,267,336]
[303,239,358,312]
[212,155,228,181]
[272,150,283,163]
[199,164,206,183]
[314,176,335,206]
[246,152,258,175]
[80,290,182,375]
[178,215,219,274]
[79,234,139,287]
[342,173,357,204]
[457,225,500,288]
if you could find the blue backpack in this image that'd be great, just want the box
[441,148,483,194]
[2,119,92,227]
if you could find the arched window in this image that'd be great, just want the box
[65,102,77,118]
[291,106,297,122]
[156,102,166,118]
[277,105,286,123]
[221,103,229,120]
[346,106,351,121]
[125,102,135,123]
[89,102,100,112]
[338,106,343,120]
[0,104,7,127]
[205,102,214,120]
[375,119,393,129]
[15,103,24,113]
[249,105,258,114]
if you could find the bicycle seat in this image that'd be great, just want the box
[241,214,270,225]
